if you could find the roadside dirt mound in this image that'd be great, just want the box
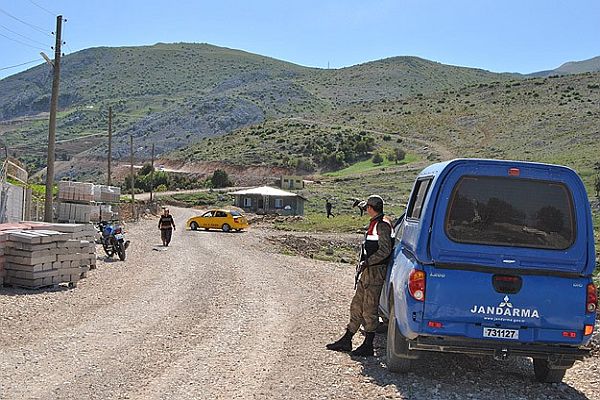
[266,233,359,263]
[157,159,296,186]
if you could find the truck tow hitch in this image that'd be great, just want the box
[494,348,509,361]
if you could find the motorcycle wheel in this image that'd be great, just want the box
[116,241,126,261]
[102,241,114,257]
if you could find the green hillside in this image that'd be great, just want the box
[0,43,515,173]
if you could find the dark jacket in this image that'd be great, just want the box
[158,215,175,230]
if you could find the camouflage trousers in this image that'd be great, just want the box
[347,280,384,334]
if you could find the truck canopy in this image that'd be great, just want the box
[401,159,595,276]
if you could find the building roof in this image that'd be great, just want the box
[228,186,307,200]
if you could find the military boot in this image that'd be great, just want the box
[326,329,354,352]
[351,332,375,357]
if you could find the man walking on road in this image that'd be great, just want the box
[158,208,176,246]
[326,200,335,218]
[326,195,393,357]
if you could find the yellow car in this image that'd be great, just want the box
[187,209,249,232]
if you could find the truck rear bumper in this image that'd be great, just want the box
[411,335,590,362]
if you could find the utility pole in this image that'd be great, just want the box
[129,135,135,219]
[149,143,155,202]
[107,106,112,186]
[44,15,63,222]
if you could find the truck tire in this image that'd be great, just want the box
[533,359,568,383]
[386,298,413,373]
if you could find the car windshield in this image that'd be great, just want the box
[445,176,575,250]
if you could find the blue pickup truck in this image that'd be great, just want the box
[380,159,598,383]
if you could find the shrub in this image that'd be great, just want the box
[372,152,383,164]
[394,148,406,163]
[210,169,233,188]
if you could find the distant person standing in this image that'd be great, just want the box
[158,208,176,246]
[326,200,335,218]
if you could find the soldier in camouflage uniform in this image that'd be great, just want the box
[327,195,393,357]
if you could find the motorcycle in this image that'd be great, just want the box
[97,221,130,261]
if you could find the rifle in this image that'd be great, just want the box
[354,243,367,289]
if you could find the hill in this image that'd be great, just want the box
[529,55,600,77]
[0,43,515,173]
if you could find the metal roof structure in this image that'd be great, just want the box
[228,186,307,200]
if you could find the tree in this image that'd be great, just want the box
[139,163,154,176]
[372,152,383,165]
[211,169,233,188]
[394,148,406,164]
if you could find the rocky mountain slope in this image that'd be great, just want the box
[0,43,514,169]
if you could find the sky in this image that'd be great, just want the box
[1,0,599,80]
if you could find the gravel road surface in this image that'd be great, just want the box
[1,207,598,399]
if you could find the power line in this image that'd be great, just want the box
[27,0,56,16]
[0,7,52,37]
[0,59,39,71]
[0,23,49,47]
[0,31,46,51]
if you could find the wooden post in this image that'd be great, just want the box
[130,135,135,219]
[150,143,154,202]
[107,106,112,186]
[43,15,63,222]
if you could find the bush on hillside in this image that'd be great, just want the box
[372,152,383,165]
[210,169,233,188]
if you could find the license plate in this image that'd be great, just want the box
[483,327,519,340]
[114,234,123,240]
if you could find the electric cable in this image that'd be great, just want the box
[0,31,46,51]
[0,23,49,47]
[0,59,39,71]
[27,0,56,16]
[0,7,52,37]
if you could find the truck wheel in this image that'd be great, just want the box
[386,299,413,373]
[533,359,568,383]
[190,222,198,231]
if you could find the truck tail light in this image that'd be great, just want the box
[562,331,576,338]
[409,269,426,301]
[508,168,520,176]
[584,325,594,336]
[586,283,597,313]
[428,321,443,328]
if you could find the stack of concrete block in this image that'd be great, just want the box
[90,204,118,222]
[93,185,121,203]
[58,203,92,224]
[58,181,94,203]
[2,229,96,289]
[30,222,97,243]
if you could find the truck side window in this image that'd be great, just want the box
[407,178,432,220]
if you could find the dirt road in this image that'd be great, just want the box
[1,207,598,399]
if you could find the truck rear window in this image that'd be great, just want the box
[445,176,575,250]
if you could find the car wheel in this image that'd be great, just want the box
[386,297,413,373]
[190,222,198,231]
[533,359,569,383]
[222,223,231,232]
